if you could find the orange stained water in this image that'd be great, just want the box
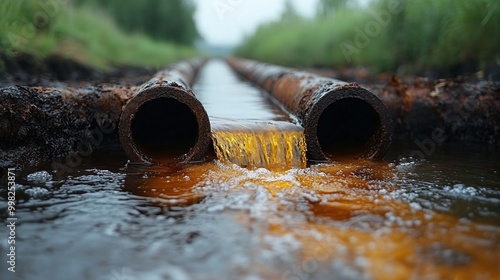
[124,159,500,280]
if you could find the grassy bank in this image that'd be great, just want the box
[0,0,198,71]
[236,0,500,75]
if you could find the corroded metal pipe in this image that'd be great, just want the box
[119,59,210,164]
[227,57,392,160]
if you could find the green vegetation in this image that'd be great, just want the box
[237,0,500,74]
[0,0,198,70]
[73,0,198,45]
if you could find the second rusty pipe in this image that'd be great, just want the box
[119,59,211,164]
[227,57,392,160]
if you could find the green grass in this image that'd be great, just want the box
[236,8,391,70]
[0,0,198,71]
[236,0,500,74]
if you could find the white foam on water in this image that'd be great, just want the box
[24,186,50,198]
[26,170,53,182]
[444,184,479,197]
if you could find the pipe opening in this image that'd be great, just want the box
[317,98,380,158]
[131,98,198,161]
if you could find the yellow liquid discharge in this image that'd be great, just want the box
[211,121,307,169]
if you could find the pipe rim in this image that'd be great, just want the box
[119,86,211,164]
[305,86,392,161]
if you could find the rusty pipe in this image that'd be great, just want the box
[227,57,392,160]
[119,58,211,164]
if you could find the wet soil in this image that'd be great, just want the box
[371,77,500,144]
[0,52,157,88]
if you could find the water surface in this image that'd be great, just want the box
[1,142,499,280]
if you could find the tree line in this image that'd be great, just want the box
[73,0,198,45]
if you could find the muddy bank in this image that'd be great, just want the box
[369,77,500,144]
[0,85,135,175]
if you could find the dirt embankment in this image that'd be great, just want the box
[370,76,500,144]
[0,84,136,173]
[0,54,155,174]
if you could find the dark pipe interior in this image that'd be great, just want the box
[317,98,380,158]
[131,98,198,160]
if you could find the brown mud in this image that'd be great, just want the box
[370,76,500,144]
[0,84,136,173]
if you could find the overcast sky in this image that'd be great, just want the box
[193,0,318,46]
